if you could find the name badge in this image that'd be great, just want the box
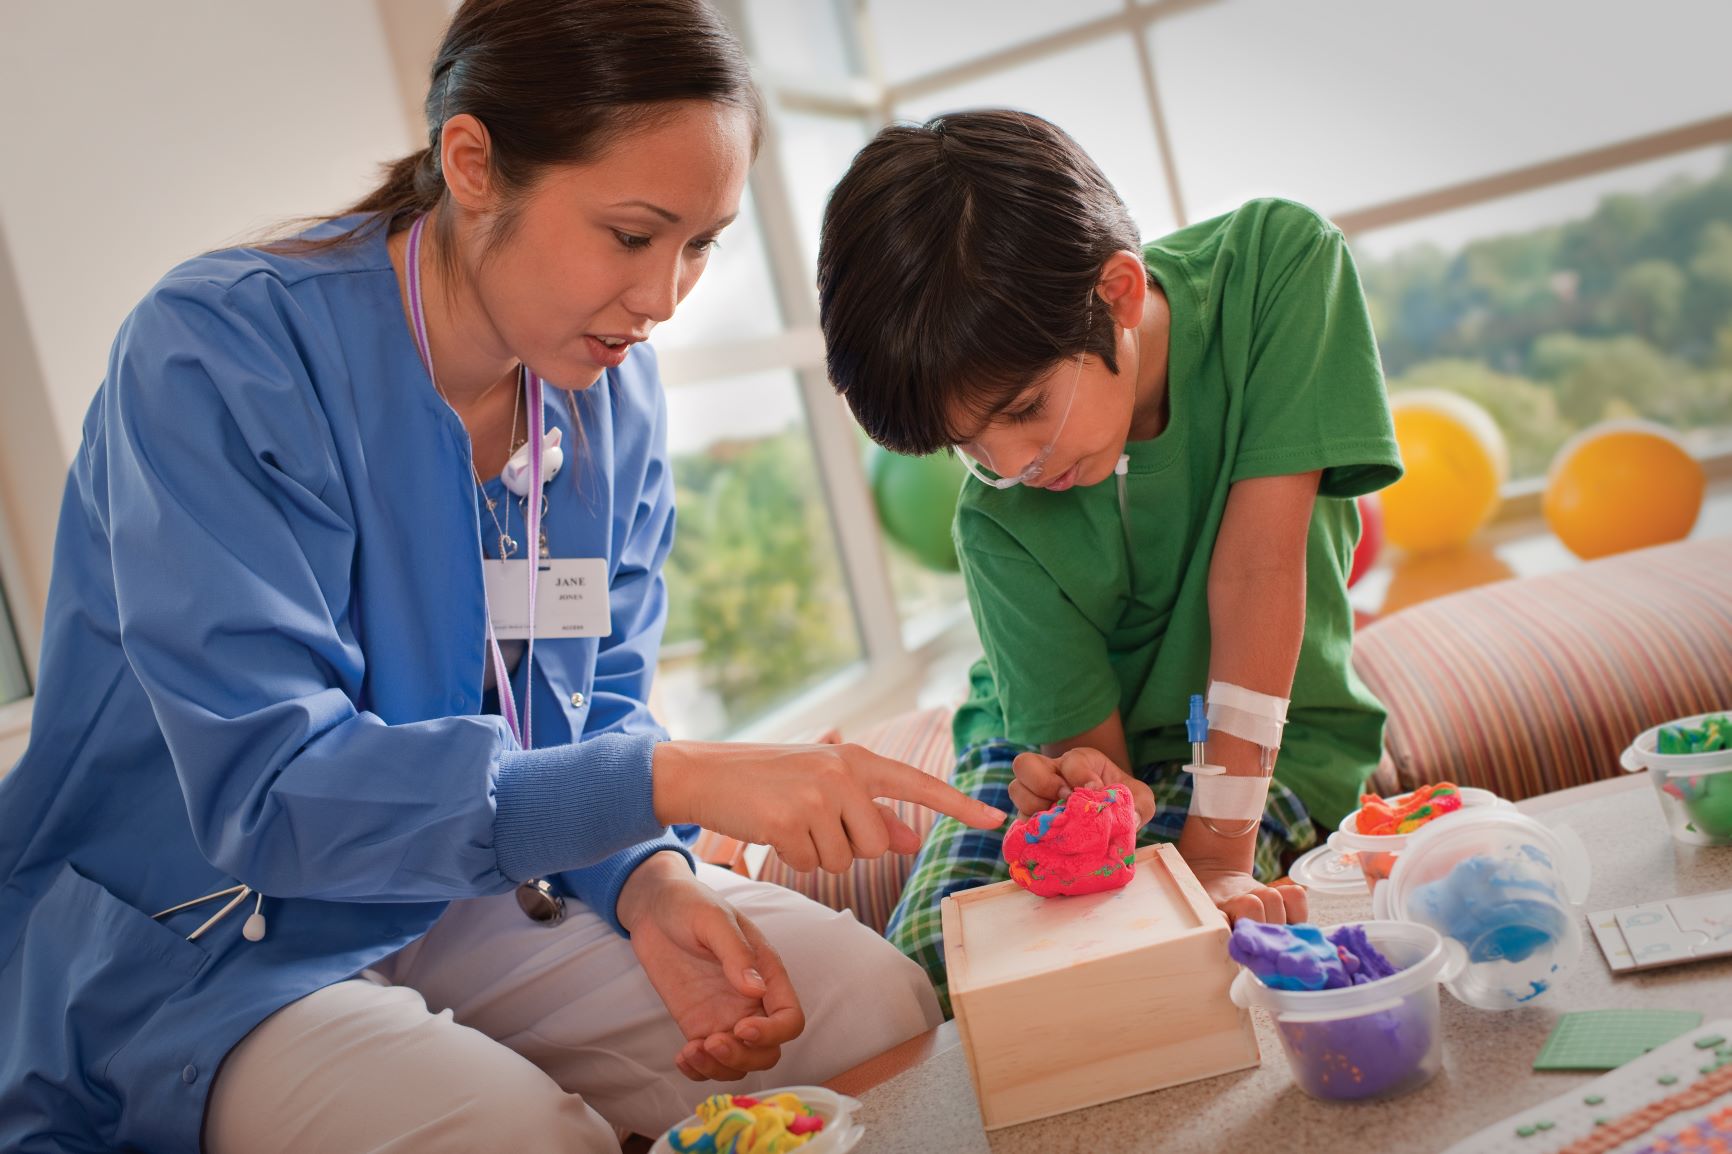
[484,558,611,639]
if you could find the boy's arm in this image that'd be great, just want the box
[1179,469,1321,924]
[1043,711,1132,775]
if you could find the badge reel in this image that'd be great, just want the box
[516,877,565,923]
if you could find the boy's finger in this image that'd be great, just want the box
[1007,779,1049,818]
[1055,747,1119,789]
[1011,752,1066,797]
[1275,881,1309,924]
[1130,781,1158,826]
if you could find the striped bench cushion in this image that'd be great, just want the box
[754,706,956,934]
[1351,536,1732,802]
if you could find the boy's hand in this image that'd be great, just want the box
[1191,863,1308,925]
[1009,748,1157,827]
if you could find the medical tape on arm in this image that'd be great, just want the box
[1184,681,1290,825]
[1191,772,1272,822]
[1206,681,1289,751]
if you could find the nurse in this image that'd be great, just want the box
[0,1,1005,1151]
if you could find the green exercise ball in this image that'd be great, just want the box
[868,446,965,572]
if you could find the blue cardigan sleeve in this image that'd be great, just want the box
[101,276,668,902]
[549,353,695,935]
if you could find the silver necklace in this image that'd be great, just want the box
[436,368,525,559]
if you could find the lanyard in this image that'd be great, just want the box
[405,214,543,751]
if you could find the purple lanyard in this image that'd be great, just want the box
[405,214,543,750]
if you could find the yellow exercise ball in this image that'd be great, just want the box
[1543,421,1704,560]
[1382,390,1509,554]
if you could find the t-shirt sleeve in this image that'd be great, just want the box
[955,506,1119,748]
[1229,201,1403,499]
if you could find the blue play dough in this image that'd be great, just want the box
[1409,854,1567,964]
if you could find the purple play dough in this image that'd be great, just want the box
[1228,922,1400,990]
[1328,923,1400,985]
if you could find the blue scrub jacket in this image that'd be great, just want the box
[0,216,695,1152]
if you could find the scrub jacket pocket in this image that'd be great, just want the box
[0,863,208,1144]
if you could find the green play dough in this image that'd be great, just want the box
[1682,773,1732,839]
[1658,714,1730,754]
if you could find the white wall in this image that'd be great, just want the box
[0,1,422,659]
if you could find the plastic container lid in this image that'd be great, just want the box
[1620,711,1732,776]
[650,1086,864,1154]
[1288,843,1368,896]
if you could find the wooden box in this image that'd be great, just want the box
[941,843,1260,1130]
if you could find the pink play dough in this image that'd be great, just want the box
[1003,786,1139,897]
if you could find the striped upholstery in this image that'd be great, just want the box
[1352,536,1732,802]
[755,706,956,934]
[738,536,1729,929]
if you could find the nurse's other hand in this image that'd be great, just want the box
[1009,748,1157,827]
[618,854,804,1081]
[652,740,1008,873]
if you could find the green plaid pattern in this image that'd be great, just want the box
[885,740,1318,1017]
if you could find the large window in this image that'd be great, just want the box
[659,370,861,738]
[1356,149,1732,480]
[643,0,1731,739]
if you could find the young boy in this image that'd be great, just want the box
[817,110,1402,1012]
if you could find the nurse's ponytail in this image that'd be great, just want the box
[285,0,761,249]
[346,147,444,227]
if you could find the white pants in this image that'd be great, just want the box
[203,864,941,1153]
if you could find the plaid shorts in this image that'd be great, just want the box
[884,739,1318,1017]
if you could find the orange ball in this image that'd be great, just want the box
[1383,391,1508,554]
[1543,422,1704,560]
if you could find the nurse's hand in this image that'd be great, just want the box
[618,853,805,1081]
[652,740,1008,873]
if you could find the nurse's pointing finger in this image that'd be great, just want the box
[866,759,1008,830]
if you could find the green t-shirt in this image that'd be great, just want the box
[952,198,1403,828]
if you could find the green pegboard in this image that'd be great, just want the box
[1533,1010,1705,1071]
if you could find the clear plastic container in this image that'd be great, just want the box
[651,1087,864,1154]
[1328,786,1510,892]
[1229,921,1464,1102]
[1620,711,1732,847]
[1372,808,1590,1010]
[1288,843,1370,898]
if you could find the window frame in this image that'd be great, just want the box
[713,0,1732,735]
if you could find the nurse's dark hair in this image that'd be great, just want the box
[292,0,760,250]
[817,109,1143,456]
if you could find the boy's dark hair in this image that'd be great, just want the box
[817,109,1142,456]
